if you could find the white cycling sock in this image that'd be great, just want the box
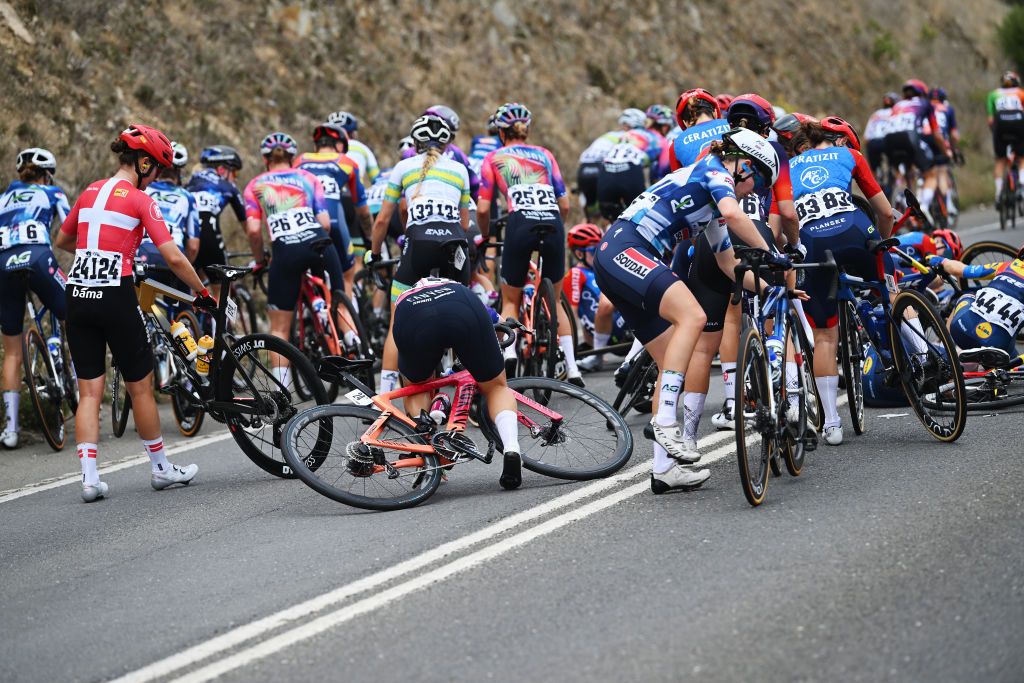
[271,365,292,391]
[77,442,99,486]
[379,370,400,395]
[655,370,684,426]
[652,442,675,475]
[995,177,1004,204]
[625,337,644,363]
[1019,169,1024,186]
[946,190,957,213]
[816,375,840,428]
[494,409,520,455]
[503,342,517,360]
[373,307,383,317]
[786,361,799,407]
[901,318,930,355]
[593,332,611,351]
[919,186,935,212]
[559,335,580,377]
[682,391,706,441]
[143,437,170,474]
[721,362,737,408]
[3,390,18,433]
[343,329,359,348]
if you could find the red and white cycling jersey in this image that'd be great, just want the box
[60,177,172,286]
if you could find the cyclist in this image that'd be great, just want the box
[645,104,675,182]
[791,116,895,446]
[475,102,583,386]
[987,71,1024,207]
[391,276,526,488]
[577,128,620,223]
[668,88,730,171]
[54,124,212,501]
[929,86,961,222]
[186,145,245,302]
[468,113,502,175]
[0,148,70,449]
[140,142,200,290]
[367,114,471,396]
[864,92,897,194]
[562,223,629,372]
[416,105,481,200]
[245,132,345,387]
[595,108,661,222]
[884,79,946,218]
[327,110,380,256]
[593,128,783,492]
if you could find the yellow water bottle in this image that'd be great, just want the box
[170,321,199,362]
[195,335,215,377]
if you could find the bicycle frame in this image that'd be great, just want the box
[295,272,341,356]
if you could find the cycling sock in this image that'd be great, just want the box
[946,190,957,213]
[271,366,292,391]
[721,363,737,408]
[919,186,935,212]
[379,370,400,395]
[901,318,930,355]
[593,332,611,351]
[816,375,840,428]
[343,329,359,347]
[995,177,1004,204]
[625,337,644,363]
[143,437,170,474]
[786,361,798,407]
[652,442,675,474]
[77,442,99,486]
[3,391,18,432]
[494,409,520,455]
[503,343,517,360]
[656,370,684,426]
[682,391,706,441]
[372,307,383,317]
[559,335,580,376]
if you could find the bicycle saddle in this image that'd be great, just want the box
[958,346,1011,369]
[316,355,374,382]
[865,237,899,254]
[205,264,252,282]
[530,223,557,236]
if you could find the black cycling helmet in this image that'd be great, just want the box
[199,145,243,170]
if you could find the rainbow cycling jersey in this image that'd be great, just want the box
[602,129,661,170]
[143,181,199,249]
[617,154,737,255]
[0,180,70,251]
[346,139,380,187]
[887,96,939,136]
[789,146,880,227]
[563,265,628,343]
[402,143,480,200]
[243,168,328,243]
[294,151,366,230]
[385,153,471,227]
[468,135,502,175]
[479,144,567,214]
[671,118,732,169]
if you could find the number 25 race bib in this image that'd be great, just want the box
[67,249,122,287]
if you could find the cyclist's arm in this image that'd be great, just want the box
[370,201,396,255]
[927,255,1001,280]
[986,91,997,127]
[246,218,265,264]
[850,149,893,237]
[156,240,206,293]
[356,205,373,236]
[476,157,495,238]
[55,197,81,253]
[459,206,470,231]
[718,197,770,251]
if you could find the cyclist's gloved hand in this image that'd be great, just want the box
[193,288,218,311]
[926,255,948,270]
[785,241,807,262]
[766,252,792,270]
[963,264,998,280]
[487,307,500,324]
[363,250,381,267]
[473,234,486,247]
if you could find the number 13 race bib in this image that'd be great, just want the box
[67,249,122,287]
[407,196,460,225]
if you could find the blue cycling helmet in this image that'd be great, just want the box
[930,86,948,102]
[199,145,242,170]
[327,111,358,134]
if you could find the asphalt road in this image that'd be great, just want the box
[1,211,1021,683]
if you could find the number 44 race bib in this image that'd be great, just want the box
[67,249,122,287]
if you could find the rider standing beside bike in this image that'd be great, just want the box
[55,124,212,502]
[141,142,200,290]
[186,145,245,303]
[0,148,70,449]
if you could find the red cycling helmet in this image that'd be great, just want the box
[931,229,963,260]
[674,88,720,129]
[313,122,350,153]
[820,115,862,152]
[119,124,174,168]
[727,93,776,134]
[772,112,818,141]
[902,79,929,97]
[716,93,735,111]
[567,223,604,249]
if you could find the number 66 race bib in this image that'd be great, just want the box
[67,249,122,287]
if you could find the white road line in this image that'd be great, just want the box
[0,432,234,504]
[957,221,1000,237]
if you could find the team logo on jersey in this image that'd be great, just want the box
[613,247,657,279]
[5,250,31,267]
[670,195,694,213]
[799,166,829,189]
[114,188,129,198]
[863,354,874,375]
[150,203,162,221]
[976,322,993,339]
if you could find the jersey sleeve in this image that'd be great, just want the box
[186,192,200,239]
[946,105,958,131]
[546,149,567,198]
[668,143,681,172]
[478,153,496,203]
[228,185,246,223]
[705,165,737,204]
[383,165,404,204]
[458,165,471,209]
[138,192,173,247]
[350,170,367,208]
[59,194,81,237]
[365,147,380,183]
[308,173,328,215]
[850,149,882,197]
[243,180,263,221]
[563,267,583,307]
[987,90,998,117]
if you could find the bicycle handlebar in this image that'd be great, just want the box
[729,248,838,306]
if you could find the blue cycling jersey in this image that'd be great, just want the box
[468,135,502,174]
[0,180,70,250]
[564,265,629,343]
[144,181,200,249]
[672,118,731,168]
[185,168,245,224]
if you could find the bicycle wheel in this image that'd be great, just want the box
[838,299,867,435]
[958,240,1018,290]
[525,279,559,383]
[611,349,656,418]
[480,376,633,480]
[219,333,329,478]
[21,328,66,451]
[174,309,202,340]
[283,404,440,510]
[957,372,1024,411]
[110,364,132,438]
[781,316,812,477]
[735,327,772,507]
[888,289,967,442]
[230,284,260,336]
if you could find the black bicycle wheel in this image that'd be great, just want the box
[353,268,390,361]
[219,333,329,478]
[611,350,656,418]
[110,363,132,438]
[282,404,440,511]
[22,328,66,451]
[480,376,633,480]
[736,327,772,507]
[956,373,1024,411]
[526,279,559,381]
[888,289,967,442]
[230,284,260,337]
[838,299,867,435]
[958,240,1018,291]
[782,314,812,477]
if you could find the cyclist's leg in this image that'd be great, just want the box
[539,216,581,379]
[266,242,309,385]
[0,265,28,442]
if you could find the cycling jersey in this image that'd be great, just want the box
[386,154,471,226]
[888,96,940,137]
[988,87,1024,159]
[479,143,567,215]
[602,129,661,171]
[402,143,480,200]
[884,97,940,171]
[294,151,365,270]
[950,260,1024,352]
[365,169,390,216]
[244,168,328,243]
[144,181,199,250]
[864,107,892,142]
[931,101,958,140]
[346,139,380,187]
[563,265,628,343]
[987,87,1024,119]
[0,180,69,250]
[895,231,938,260]
[790,146,881,226]
[468,134,502,175]
[669,118,731,170]
[579,132,618,165]
[185,168,245,271]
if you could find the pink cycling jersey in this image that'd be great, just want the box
[243,168,328,242]
[479,144,567,213]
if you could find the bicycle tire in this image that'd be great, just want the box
[219,333,329,478]
[293,298,341,403]
[736,327,772,507]
[282,404,441,511]
[353,268,390,361]
[110,364,132,438]
[958,240,1018,291]
[531,279,559,380]
[959,374,1024,411]
[611,349,656,418]
[781,314,811,477]
[480,376,633,480]
[22,328,66,451]
[888,289,967,442]
[838,299,867,435]
[232,284,260,336]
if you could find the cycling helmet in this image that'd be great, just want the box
[15,147,56,173]
[931,229,963,260]
[409,114,452,147]
[883,91,900,108]
[486,113,499,134]
[930,87,948,102]
[645,104,674,127]
[494,102,532,129]
[1002,70,1020,88]
[716,93,735,110]
[119,123,174,167]
[902,79,929,97]
[260,132,298,157]
[199,145,243,170]
[726,93,776,134]
[398,136,415,153]
[674,88,720,129]
[772,112,818,141]
[567,223,604,249]
[721,127,780,187]
[313,122,350,152]
[170,142,188,168]
[618,108,647,129]
[424,105,460,132]
[820,115,861,152]
[327,111,358,134]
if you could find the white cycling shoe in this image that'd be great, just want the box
[649,421,701,463]
[578,355,603,373]
[1,429,19,449]
[82,481,109,503]
[151,463,199,490]
[651,464,711,493]
[710,402,735,430]
[823,425,843,446]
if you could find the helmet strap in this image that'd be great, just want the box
[133,154,156,189]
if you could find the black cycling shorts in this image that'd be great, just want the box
[596,164,646,222]
[501,211,565,288]
[267,230,345,310]
[0,246,67,336]
[577,162,601,211]
[66,276,152,382]
[883,131,934,172]
[392,222,470,296]
[193,215,227,273]
[992,115,1024,159]
[393,282,503,383]
[866,138,887,175]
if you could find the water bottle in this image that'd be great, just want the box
[46,336,63,372]
[765,336,785,386]
[170,321,199,361]
[311,295,330,330]
[429,393,451,425]
[194,335,215,378]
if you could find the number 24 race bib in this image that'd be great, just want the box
[67,249,122,287]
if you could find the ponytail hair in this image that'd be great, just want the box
[680,96,717,128]
[800,121,829,148]
[267,147,292,165]
[410,146,443,200]
[18,164,49,183]
[111,138,139,166]
[502,121,529,142]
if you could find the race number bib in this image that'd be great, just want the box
[620,191,659,222]
[970,288,1024,333]
[604,143,645,166]
[195,191,221,214]
[740,195,763,221]
[67,249,122,287]
[795,188,854,224]
[407,196,460,225]
[0,221,48,249]
[888,112,917,133]
[508,183,558,211]
[318,176,341,201]
[996,94,1023,112]
[266,207,318,241]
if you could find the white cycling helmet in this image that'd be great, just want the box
[397,136,415,152]
[327,111,358,134]
[16,147,56,173]
[618,108,647,129]
[171,142,188,168]
[722,127,780,187]
[409,114,452,148]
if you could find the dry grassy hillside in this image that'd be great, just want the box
[0,0,1010,206]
